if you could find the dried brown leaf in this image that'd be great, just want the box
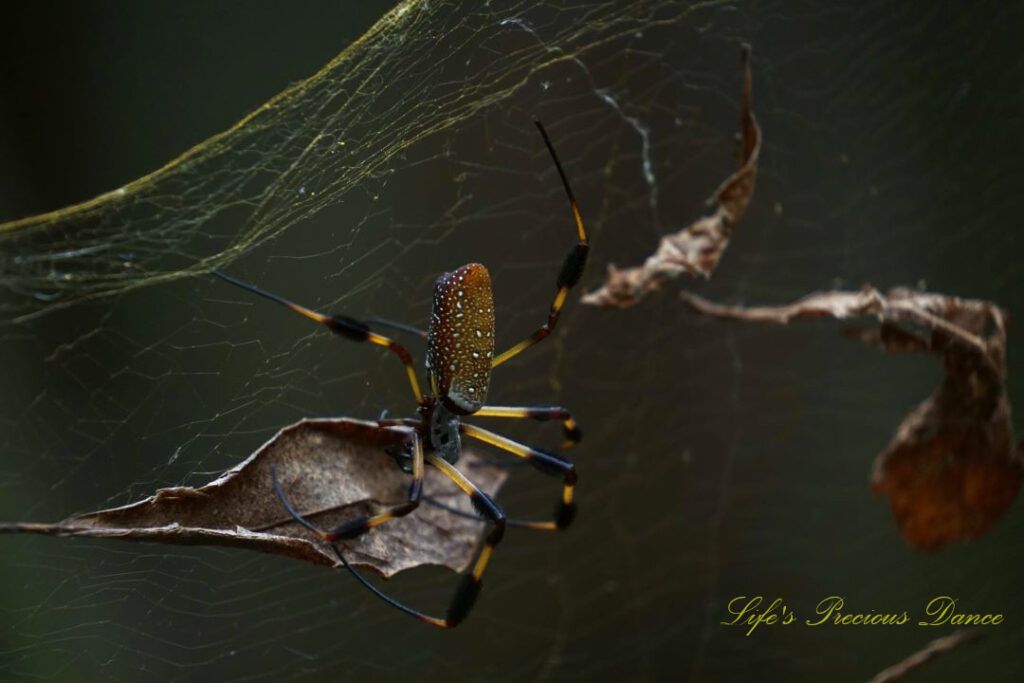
[682,286,1022,550]
[0,418,506,577]
[581,44,761,308]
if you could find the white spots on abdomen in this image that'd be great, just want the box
[425,263,496,413]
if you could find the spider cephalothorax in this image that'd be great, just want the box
[214,120,587,628]
[421,398,463,465]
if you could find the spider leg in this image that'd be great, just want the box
[310,453,505,629]
[418,453,506,627]
[212,270,424,404]
[421,494,558,529]
[270,429,425,542]
[364,318,428,340]
[473,404,581,451]
[491,121,589,368]
[460,423,576,531]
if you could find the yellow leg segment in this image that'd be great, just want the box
[460,423,577,530]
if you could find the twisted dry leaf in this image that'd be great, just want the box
[582,43,760,308]
[682,286,1022,550]
[0,418,506,577]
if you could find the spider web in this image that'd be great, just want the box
[1,1,1022,681]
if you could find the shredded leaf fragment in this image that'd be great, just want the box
[0,418,506,577]
[682,286,1022,550]
[581,43,761,308]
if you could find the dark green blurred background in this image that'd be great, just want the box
[1,1,1022,681]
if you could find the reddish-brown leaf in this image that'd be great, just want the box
[683,286,1022,550]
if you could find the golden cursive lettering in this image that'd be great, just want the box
[806,596,843,626]
[806,596,908,626]
[721,596,790,636]
[720,595,1002,632]
[918,596,1004,626]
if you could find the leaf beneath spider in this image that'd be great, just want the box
[0,418,507,578]
[682,286,1023,550]
[581,43,761,308]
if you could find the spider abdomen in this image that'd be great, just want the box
[426,263,495,415]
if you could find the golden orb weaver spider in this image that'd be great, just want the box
[212,121,588,628]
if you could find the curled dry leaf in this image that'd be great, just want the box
[682,286,1022,550]
[0,418,506,577]
[581,43,761,308]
